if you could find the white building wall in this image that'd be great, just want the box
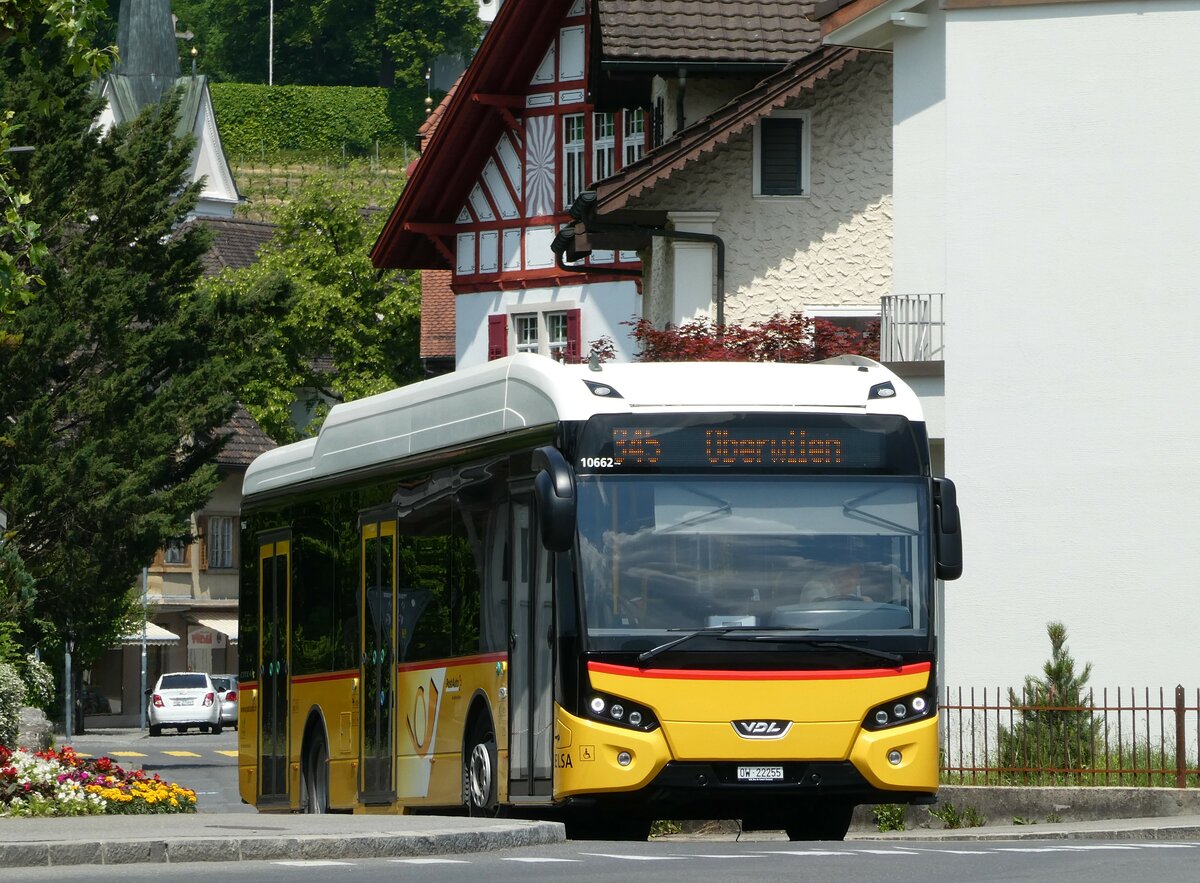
[456,280,642,366]
[938,1,1200,692]
[633,53,894,326]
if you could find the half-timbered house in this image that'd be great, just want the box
[372,0,646,367]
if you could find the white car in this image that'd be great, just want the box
[147,672,223,736]
[210,674,239,730]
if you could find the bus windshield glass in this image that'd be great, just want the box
[575,475,930,651]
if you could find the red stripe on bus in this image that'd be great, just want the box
[291,669,358,685]
[587,661,931,681]
[396,652,507,673]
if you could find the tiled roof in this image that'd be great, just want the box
[215,406,276,468]
[593,45,861,214]
[420,270,456,360]
[189,217,277,275]
[595,1,820,66]
[418,76,461,147]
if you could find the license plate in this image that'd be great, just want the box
[737,765,784,782]
[172,699,193,706]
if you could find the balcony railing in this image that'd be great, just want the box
[880,293,944,362]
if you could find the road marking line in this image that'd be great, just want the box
[994,847,1073,853]
[578,853,689,861]
[390,858,471,864]
[669,854,756,859]
[854,849,919,855]
[108,752,147,758]
[71,753,93,758]
[215,750,239,757]
[162,750,201,757]
[502,857,583,863]
[273,861,354,866]
[1058,845,1140,850]
[760,850,851,857]
[907,848,993,855]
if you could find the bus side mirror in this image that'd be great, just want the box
[532,446,576,553]
[933,477,963,581]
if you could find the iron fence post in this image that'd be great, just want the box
[1176,684,1187,788]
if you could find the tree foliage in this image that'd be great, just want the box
[0,27,275,668]
[997,621,1102,777]
[168,0,482,88]
[1,0,114,314]
[627,313,881,363]
[200,174,422,442]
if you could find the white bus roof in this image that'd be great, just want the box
[242,354,925,499]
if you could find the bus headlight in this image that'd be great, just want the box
[863,692,935,731]
[584,691,659,732]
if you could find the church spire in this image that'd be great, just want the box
[113,0,180,103]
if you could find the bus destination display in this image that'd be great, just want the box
[577,416,911,472]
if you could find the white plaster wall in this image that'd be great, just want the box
[634,53,894,326]
[938,1,1200,693]
[652,74,760,138]
[456,280,642,367]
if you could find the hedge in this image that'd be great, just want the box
[210,83,432,160]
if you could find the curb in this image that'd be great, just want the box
[0,820,566,868]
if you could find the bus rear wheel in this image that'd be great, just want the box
[302,736,329,814]
[464,718,498,816]
[784,802,854,841]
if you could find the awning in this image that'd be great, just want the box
[119,622,181,646]
[196,617,238,643]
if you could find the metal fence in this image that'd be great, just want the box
[880,293,945,362]
[940,686,1200,787]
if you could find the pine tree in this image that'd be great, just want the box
[997,622,1101,779]
[0,19,268,667]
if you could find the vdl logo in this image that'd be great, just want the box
[732,719,792,739]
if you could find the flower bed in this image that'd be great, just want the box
[0,745,197,816]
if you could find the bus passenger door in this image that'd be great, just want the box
[258,536,290,806]
[359,518,397,804]
[508,499,554,798]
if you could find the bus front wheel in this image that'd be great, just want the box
[464,718,498,816]
[784,802,854,841]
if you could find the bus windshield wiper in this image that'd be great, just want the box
[738,634,904,665]
[637,626,816,665]
[637,627,753,665]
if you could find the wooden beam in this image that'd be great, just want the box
[404,222,459,236]
[472,93,524,109]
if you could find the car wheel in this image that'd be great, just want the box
[464,717,498,817]
[212,721,223,735]
[149,725,162,737]
[200,724,210,733]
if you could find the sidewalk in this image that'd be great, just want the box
[0,812,565,868]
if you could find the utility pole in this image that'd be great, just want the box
[64,635,74,738]
[140,567,148,729]
[268,0,274,86]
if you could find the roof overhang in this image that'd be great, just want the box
[195,617,239,643]
[371,0,574,271]
[817,0,926,50]
[119,622,181,646]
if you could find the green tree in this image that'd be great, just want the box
[1,0,114,313]
[997,621,1102,780]
[169,0,481,88]
[0,26,273,671]
[201,173,421,442]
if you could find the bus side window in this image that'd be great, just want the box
[396,497,453,662]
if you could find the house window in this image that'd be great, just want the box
[624,109,645,166]
[498,307,581,361]
[207,515,235,569]
[546,311,570,358]
[163,538,187,565]
[514,313,540,353]
[593,112,615,182]
[562,113,585,209]
[753,110,810,197]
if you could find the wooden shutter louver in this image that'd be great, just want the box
[487,314,508,360]
[760,117,804,195]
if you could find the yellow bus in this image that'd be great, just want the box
[236,354,962,840]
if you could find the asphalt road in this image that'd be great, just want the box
[59,726,252,814]
[4,838,1200,882]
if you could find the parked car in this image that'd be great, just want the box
[146,672,222,736]
[210,674,239,730]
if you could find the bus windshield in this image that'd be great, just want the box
[575,475,930,652]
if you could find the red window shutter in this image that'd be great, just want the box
[565,309,582,362]
[487,314,508,360]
